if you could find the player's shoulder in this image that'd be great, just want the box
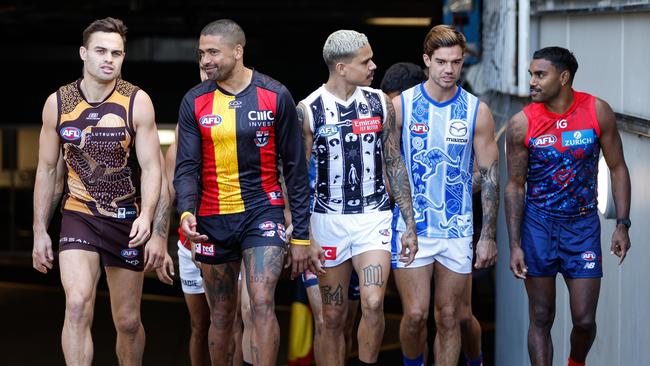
[252,70,285,95]
[115,79,140,97]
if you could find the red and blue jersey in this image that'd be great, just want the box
[174,70,310,241]
[524,90,601,218]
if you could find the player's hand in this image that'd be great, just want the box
[180,213,208,244]
[143,234,167,272]
[398,226,418,266]
[610,225,631,265]
[509,246,528,279]
[33,232,54,274]
[475,238,497,269]
[155,252,175,285]
[290,242,325,280]
[128,215,152,247]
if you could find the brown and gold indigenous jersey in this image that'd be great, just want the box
[57,79,142,219]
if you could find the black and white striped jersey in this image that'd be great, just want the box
[302,85,390,214]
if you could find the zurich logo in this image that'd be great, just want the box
[534,134,557,147]
[60,127,81,141]
[199,114,222,127]
[120,248,139,259]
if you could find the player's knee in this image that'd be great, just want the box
[361,292,384,315]
[530,304,555,329]
[65,296,93,325]
[572,315,596,333]
[402,306,428,332]
[115,313,142,336]
[190,314,211,335]
[322,308,346,332]
[249,293,274,318]
[435,304,460,331]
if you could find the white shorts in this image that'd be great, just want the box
[311,211,392,268]
[391,231,473,274]
[177,241,204,294]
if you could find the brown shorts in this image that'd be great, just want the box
[58,210,144,271]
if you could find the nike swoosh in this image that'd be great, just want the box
[341,110,354,117]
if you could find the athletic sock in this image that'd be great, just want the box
[402,353,424,366]
[465,352,483,366]
[358,359,379,366]
[568,357,585,366]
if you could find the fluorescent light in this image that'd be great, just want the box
[158,129,176,146]
[365,17,432,27]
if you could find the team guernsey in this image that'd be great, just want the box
[57,79,141,219]
[394,84,478,238]
[523,90,600,218]
[174,70,310,241]
[302,85,389,214]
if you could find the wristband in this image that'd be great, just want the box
[290,238,310,246]
[180,211,193,224]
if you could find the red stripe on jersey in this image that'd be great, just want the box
[194,92,220,215]
[256,87,283,205]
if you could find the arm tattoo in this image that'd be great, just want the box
[320,284,344,306]
[152,188,170,238]
[296,104,305,125]
[479,160,500,241]
[382,95,415,227]
[504,117,529,248]
[362,264,384,287]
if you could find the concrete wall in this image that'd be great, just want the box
[491,10,650,365]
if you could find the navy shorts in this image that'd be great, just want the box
[195,205,287,265]
[521,206,602,279]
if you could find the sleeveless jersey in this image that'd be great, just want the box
[523,90,601,218]
[394,84,478,238]
[57,79,141,219]
[302,85,389,214]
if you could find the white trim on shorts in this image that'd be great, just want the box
[311,211,392,268]
[392,231,473,274]
[177,241,204,294]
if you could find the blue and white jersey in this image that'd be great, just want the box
[394,84,478,238]
[302,85,389,215]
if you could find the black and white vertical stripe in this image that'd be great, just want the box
[303,86,389,214]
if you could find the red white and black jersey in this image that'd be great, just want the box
[302,85,389,214]
[174,70,310,241]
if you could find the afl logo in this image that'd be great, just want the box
[120,249,138,259]
[317,125,339,137]
[199,114,222,127]
[60,127,81,141]
[534,134,557,147]
[581,251,596,261]
[410,123,429,135]
[449,120,468,137]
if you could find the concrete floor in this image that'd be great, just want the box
[0,254,494,365]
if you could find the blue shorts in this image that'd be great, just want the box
[301,269,360,301]
[195,205,287,265]
[521,206,602,278]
